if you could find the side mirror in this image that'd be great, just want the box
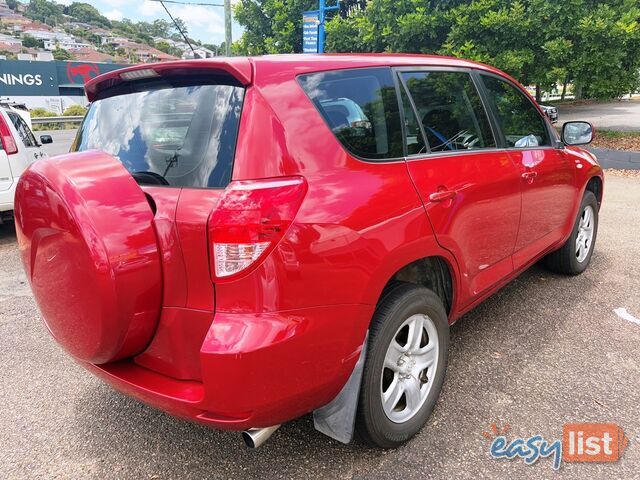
[562,121,593,146]
[40,135,53,145]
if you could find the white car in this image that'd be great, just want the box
[0,106,51,223]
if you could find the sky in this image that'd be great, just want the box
[58,0,243,45]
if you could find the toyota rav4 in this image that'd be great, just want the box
[15,55,602,449]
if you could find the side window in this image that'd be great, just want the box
[8,112,38,148]
[399,84,426,155]
[480,75,550,148]
[298,68,403,160]
[400,71,496,152]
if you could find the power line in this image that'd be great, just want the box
[155,0,197,56]
[148,0,231,56]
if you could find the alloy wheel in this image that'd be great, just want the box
[380,313,439,423]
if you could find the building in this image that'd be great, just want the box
[100,34,129,46]
[0,59,127,111]
[182,46,216,59]
[44,38,92,51]
[23,29,69,42]
[0,0,21,20]
[71,47,117,63]
[0,32,22,45]
[115,40,180,63]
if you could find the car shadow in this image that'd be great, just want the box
[0,221,16,245]
[68,256,606,478]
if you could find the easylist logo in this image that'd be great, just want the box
[0,73,44,86]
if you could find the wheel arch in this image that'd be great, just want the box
[585,175,603,208]
[377,256,456,320]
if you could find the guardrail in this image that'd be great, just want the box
[31,116,84,124]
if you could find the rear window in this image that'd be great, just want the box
[73,82,244,188]
[298,68,403,160]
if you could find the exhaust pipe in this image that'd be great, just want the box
[242,425,281,448]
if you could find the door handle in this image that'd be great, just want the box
[521,171,537,183]
[429,190,457,202]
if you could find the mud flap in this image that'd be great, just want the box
[313,332,368,444]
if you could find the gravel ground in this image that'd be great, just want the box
[1,175,639,479]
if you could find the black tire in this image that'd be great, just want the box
[356,283,449,448]
[543,190,599,275]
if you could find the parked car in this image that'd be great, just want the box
[14,55,602,449]
[0,99,34,129]
[0,105,51,223]
[540,103,559,123]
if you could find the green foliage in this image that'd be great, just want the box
[0,50,17,60]
[31,108,77,131]
[63,3,111,28]
[234,0,317,54]
[326,0,640,98]
[154,40,182,57]
[110,17,193,49]
[6,0,18,10]
[30,108,57,118]
[25,0,64,25]
[237,0,640,99]
[21,34,42,48]
[151,19,172,38]
[52,46,72,60]
[62,105,88,116]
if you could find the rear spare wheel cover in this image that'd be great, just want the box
[15,151,162,364]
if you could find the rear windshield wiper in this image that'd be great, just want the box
[163,151,180,178]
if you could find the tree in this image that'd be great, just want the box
[63,105,88,116]
[169,18,189,40]
[30,108,57,118]
[21,34,42,48]
[52,46,72,60]
[155,40,183,56]
[155,40,171,53]
[151,19,172,38]
[64,2,112,28]
[234,0,317,54]
[0,50,17,60]
[25,0,64,25]
[202,43,220,55]
[6,0,18,10]
[322,0,640,100]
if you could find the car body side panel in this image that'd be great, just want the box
[406,151,522,307]
[509,147,578,271]
[225,70,458,314]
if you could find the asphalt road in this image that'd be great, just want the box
[1,174,639,479]
[38,129,76,157]
[559,99,640,131]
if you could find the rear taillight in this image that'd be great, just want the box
[0,114,18,155]
[208,176,307,281]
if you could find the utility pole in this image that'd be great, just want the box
[224,0,232,56]
[317,0,339,53]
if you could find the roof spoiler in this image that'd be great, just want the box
[85,58,253,101]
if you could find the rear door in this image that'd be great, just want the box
[478,74,576,270]
[398,69,522,306]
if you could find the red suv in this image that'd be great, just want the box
[15,55,602,449]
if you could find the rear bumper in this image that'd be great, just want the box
[83,304,372,430]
